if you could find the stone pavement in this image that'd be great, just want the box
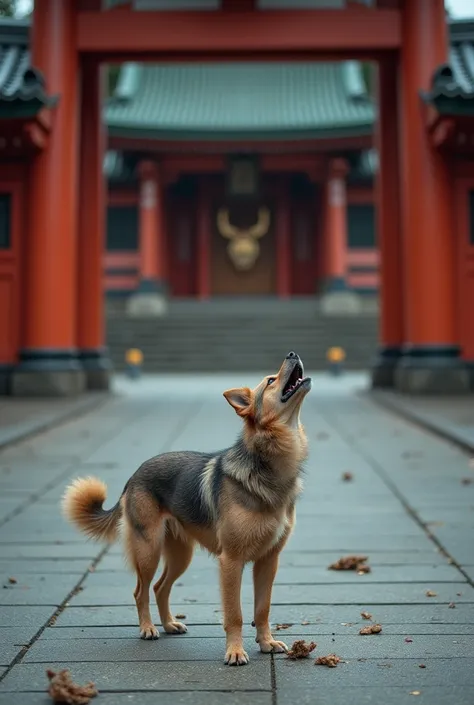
[372,389,474,453]
[0,372,473,704]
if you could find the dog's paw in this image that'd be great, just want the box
[224,646,249,666]
[139,624,159,640]
[163,620,188,635]
[258,639,288,654]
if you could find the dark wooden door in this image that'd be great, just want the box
[167,186,197,297]
[456,179,474,361]
[211,199,275,296]
[290,179,317,295]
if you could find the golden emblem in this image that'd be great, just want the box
[217,207,270,271]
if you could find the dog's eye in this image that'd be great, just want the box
[267,377,276,386]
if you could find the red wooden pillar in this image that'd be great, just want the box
[396,0,469,393]
[77,59,110,390]
[371,58,404,388]
[13,0,84,396]
[322,158,348,292]
[197,180,211,300]
[127,160,168,316]
[276,177,291,298]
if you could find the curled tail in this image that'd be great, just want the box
[62,477,122,543]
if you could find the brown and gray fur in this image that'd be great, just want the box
[62,352,311,666]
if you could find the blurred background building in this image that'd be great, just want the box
[0,1,473,393]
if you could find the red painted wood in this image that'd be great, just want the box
[77,60,106,353]
[376,57,404,348]
[108,190,138,207]
[109,135,373,155]
[24,0,79,350]
[0,174,23,364]
[347,186,374,204]
[137,160,166,282]
[323,159,349,283]
[399,0,456,346]
[77,7,401,55]
[455,178,474,360]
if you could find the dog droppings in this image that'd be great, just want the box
[360,611,372,620]
[342,472,353,482]
[328,555,370,572]
[46,669,98,704]
[275,623,293,631]
[175,614,186,619]
[359,624,382,635]
[425,590,437,597]
[287,640,317,659]
[315,654,341,668]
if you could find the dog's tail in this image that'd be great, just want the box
[62,477,122,543]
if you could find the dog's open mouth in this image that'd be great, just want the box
[281,362,309,402]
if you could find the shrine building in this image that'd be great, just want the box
[0,1,473,396]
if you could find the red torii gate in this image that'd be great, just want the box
[15,0,469,396]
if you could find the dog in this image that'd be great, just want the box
[62,351,311,666]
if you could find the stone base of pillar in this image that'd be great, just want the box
[394,346,470,395]
[320,289,362,316]
[0,364,11,395]
[79,349,113,391]
[11,349,86,397]
[126,279,168,318]
[371,346,402,388]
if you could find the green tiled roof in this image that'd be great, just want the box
[105,61,375,141]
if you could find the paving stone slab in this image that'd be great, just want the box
[274,687,474,705]
[0,545,102,560]
[88,564,463,585]
[70,581,473,606]
[0,694,273,705]
[54,603,474,627]
[22,634,473,664]
[0,660,272,692]
[274,657,474,687]
[0,606,53,628]
[284,535,434,552]
[0,560,91,577]
[38,622,474,640]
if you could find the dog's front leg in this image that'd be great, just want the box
[253,550,288,654]
[219,553,248,665]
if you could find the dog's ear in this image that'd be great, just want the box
[223,387,252,416]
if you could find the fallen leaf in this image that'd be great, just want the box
[448,602,456,609]
[359,624,382,635]
[275,623,293,631]
[425,590,437,598]
[419,664,426,669]
[8,577,17,585]
[175,614,186,619]
[315,654,340,668]
[360,611,372,620]
[461,478,473,485]
[405,637,413,643]
[287,640,317,659]
[328,555,369,571]
[301,620,310,625]
[409,691,421,696]
[342,472,353,482]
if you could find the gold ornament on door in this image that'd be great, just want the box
[217,207,270,271]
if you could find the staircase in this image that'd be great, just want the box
[106,297,379,372]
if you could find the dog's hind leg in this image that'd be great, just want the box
[153,528,194,634]
[125,522,162,640]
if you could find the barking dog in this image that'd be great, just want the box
[62,351,311,666]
